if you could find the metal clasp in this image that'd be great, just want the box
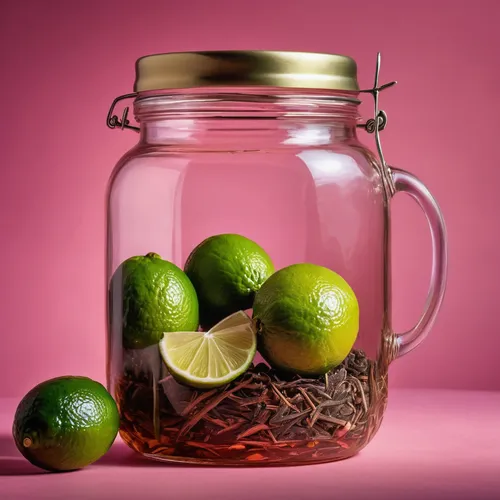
[107,55,397,194]
[357,53,397,195]
[106,93,139,132]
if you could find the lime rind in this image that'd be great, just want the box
[159,315,256,389]
[208,310,252,333]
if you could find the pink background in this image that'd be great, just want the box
[1,0,498,397]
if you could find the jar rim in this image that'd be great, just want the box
[133,89,361,124]
[134,51,359,93]
[135,87,361,104]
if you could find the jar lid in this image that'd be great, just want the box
[134,51,359,92]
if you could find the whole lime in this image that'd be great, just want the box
[184,234,274,328]
[110,252,199,349]
[253,263,359,376]
[12,376,119,472]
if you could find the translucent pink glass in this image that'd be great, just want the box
[106,88,447,465]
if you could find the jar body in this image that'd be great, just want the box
[107,91,393,465]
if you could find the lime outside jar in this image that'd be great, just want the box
[106,51,447,466]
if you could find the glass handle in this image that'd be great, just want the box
[390,167,448,358]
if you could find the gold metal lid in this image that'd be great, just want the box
[134,51,359,92]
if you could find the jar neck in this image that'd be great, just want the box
[133,89,361,149]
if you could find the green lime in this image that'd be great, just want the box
[110,252,199,349]
[184,234,274,328]
[12,376,119,472]
[159,311,256,389]
[253,263,359,376]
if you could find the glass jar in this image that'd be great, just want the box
[106,51,447,466]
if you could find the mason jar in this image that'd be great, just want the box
[106,51,447,465]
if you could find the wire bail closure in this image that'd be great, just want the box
[106,53,397,194]
[106,93,139,132]
[357,53,397,195]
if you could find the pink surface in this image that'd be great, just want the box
[1,0,499,396]
[1,390,500,499]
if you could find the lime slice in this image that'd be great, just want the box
[159,312,256,389]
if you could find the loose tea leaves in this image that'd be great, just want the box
[117,349,387,464]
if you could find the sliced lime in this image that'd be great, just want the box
[159,312,256,389]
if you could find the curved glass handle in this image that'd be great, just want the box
[391,167,448,358]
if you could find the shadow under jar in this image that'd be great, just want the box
[106,51,447,466]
